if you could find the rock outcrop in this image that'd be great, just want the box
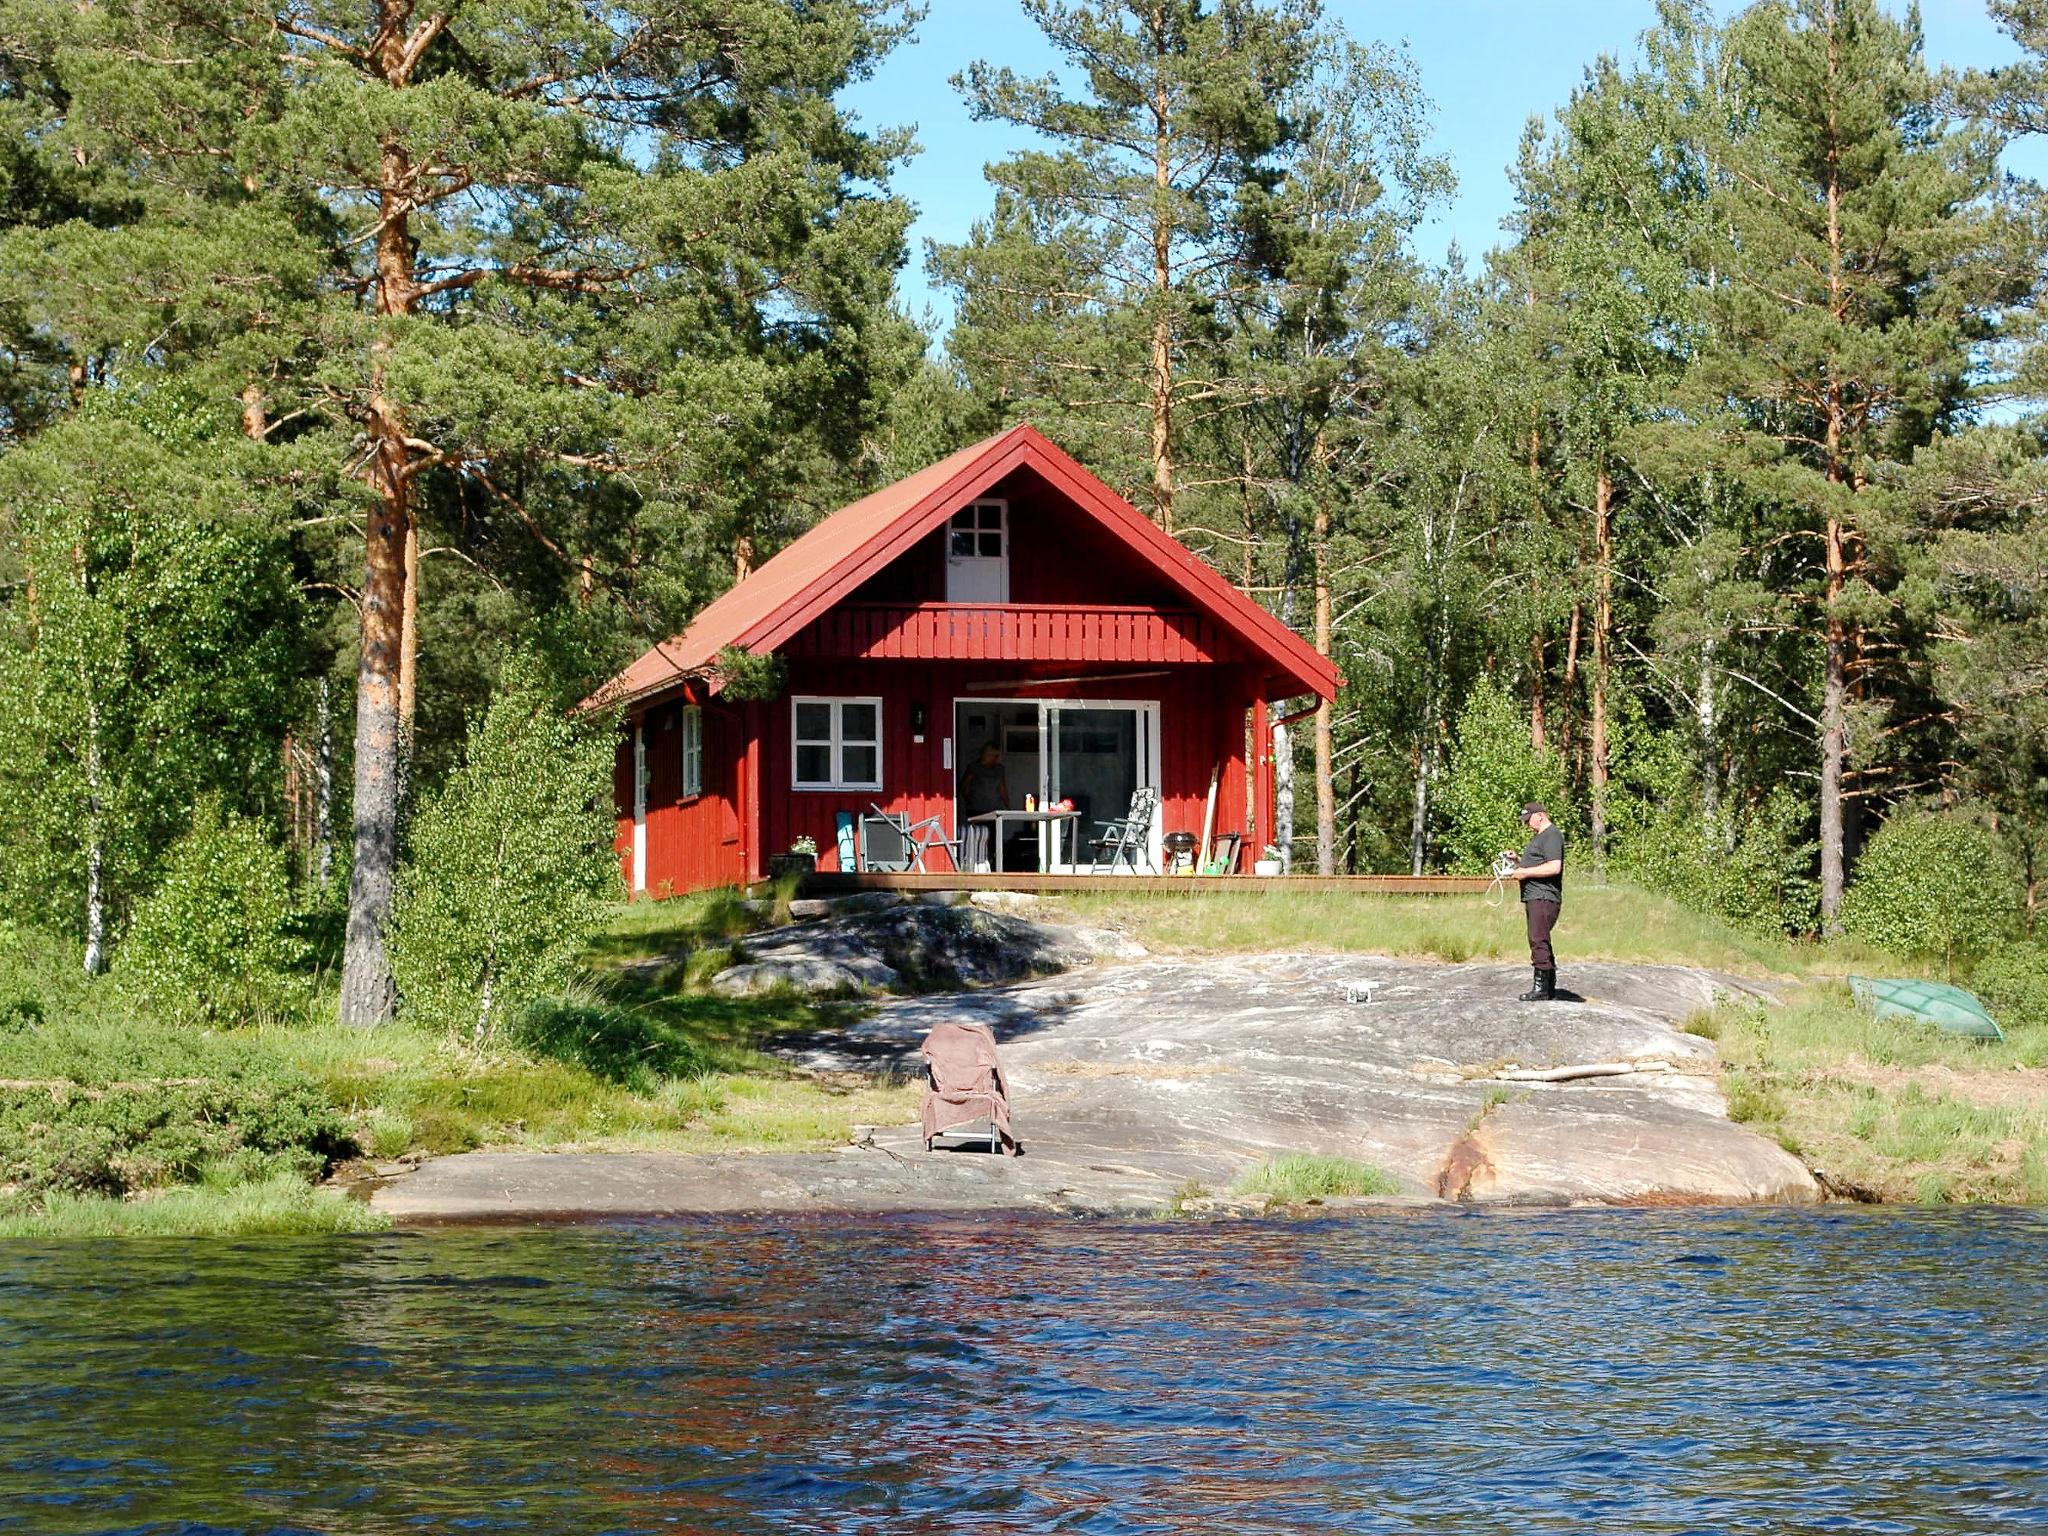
[707,898,1143,998]
[377,921,1822,1220]
[796,953,1820,1208]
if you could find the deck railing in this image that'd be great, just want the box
[786,602,1234,664]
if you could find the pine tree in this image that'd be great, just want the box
[1697,0,2017,929]
[7,1,917,1020]
[933,0,1319,530]
[1192,34,1447,871]
[1507,52,1700,878]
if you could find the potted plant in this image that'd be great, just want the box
[1253,844,1284,877]
[769,835,817,880]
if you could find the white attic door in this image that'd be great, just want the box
[944,498,1009,603]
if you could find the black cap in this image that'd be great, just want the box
[1520,801,1547,821]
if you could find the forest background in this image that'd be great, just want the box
[0,0,2044,1037]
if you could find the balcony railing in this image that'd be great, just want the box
[785,603,1235,665]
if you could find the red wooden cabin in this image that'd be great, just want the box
[589,425,1339,893]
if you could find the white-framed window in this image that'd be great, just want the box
[792,696,882,790]
[681,706,703,798]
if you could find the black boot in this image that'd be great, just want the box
[1518,968,1547,1002]
[1539,968,1557,1001]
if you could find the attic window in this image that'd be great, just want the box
[949,500,1006,558]
[945,499,1008,603]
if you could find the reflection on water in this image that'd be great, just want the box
[1,1208,2043,1533]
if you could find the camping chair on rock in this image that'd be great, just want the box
[1088,785,1159,873]
[921,1021,1017,1154]
[859,806,961,873]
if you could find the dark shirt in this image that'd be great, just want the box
[1519,824,1565,904]
[961,762,1008,818]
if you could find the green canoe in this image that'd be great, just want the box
[1848,976,2005,1042]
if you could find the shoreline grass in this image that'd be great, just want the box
[1233,1153,1401,1203]
[0,1174,391,1238]
[1706,984,2047,1204]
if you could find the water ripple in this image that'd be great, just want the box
[0,1208,2041,1533]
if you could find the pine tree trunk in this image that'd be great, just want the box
[1528,406,1547,750]
[1819,516,1849,930]
[1312,492,1336,875]
[1818,26,1849,933]
[1147,4,1175,533]
[340,456,408,1025]
[398,518,419,744]
[1561,600,1583,791]
[1591,465,1612,880]
[339,78,420,1027]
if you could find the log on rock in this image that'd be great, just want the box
[1495,1060,1673,1083]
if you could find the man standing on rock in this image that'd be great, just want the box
[1505,802,1564,1002]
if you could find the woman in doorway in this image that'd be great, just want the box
[960,742,1009,872]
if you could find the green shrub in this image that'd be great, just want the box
[390,651,621,1044]
[118,799,305,1025]
[1615,788,1819,939]
[1969,943,2048,1033]
[0,1019,354,1203]
[1438,674,1571,873]
[1843,812,2021,966]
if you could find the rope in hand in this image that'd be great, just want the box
[1486,850,1520,909]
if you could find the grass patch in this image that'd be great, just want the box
[1050,882,1853,978]
[0,1173,389,1238]
[1706,985,2047,1203]
[1233,1153,1400,1203]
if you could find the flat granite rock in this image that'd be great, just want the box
[705,901,1139,997]
[375,949,1820,1220]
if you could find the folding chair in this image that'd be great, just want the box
[921,1021,1017,1154]
[1088,785,1159,873]
[858,806,962,873]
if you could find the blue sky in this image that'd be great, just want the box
[843,0,2048,340]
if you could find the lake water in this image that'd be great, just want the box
[2,1208,2042,1534]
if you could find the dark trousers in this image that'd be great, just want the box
[1524,899,1560,971]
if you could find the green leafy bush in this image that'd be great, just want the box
[0,1019,353,1204]
[1438,674,1570,872]
[118,799,305,1025]
[1843,812,2021,966]
[1968,943,2048,1033]
[390,651,621,1044]
[1614,788,1820,939]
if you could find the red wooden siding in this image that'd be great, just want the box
[749,659,1255,877]
[783,604,1241,666]
[625,700,747,895]
[842,466,1197,611]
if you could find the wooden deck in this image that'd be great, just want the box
[762,871,1493,897]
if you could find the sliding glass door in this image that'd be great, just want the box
[951,698,1160,873]
[1047,701,1158,873]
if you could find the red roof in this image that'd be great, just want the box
[588,424,1339,709]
